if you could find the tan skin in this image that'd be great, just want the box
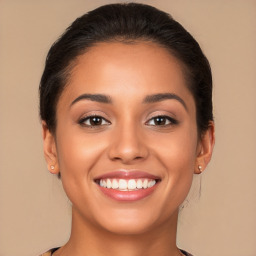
[42,41,214,256]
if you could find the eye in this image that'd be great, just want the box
[79,115,111,127]
[146,115,177,126]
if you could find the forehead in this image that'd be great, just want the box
[60,41,194,107]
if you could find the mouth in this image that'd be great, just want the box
[94,170,161,201]
[95,178,158,191]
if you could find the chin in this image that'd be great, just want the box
[99,217,157,235]
[90,205,177,236]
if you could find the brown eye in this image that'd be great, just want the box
[89,116,103,125]
[79,115,110,127]
[146,116,177,126]
[153,116,167,125]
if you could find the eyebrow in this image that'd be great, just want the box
[70,94,112,107]
[70,92,187,110]
[143,93,187,110]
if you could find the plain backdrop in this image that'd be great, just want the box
[0,1,256,256]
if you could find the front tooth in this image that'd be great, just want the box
[137,179,143,189]
[142,179,148,189]
[112,179,119,189]
[107,179,112,188]
[128,179,136,190]
[119,179,127,190]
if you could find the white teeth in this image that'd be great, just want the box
[112,179,119,189]
[98,178,157,190]
[107,179,112,188]
[137,179,142,189]
[143,179,148,189]
[148,180,156,188]
[119,179,127,190]
[128,179,136,190]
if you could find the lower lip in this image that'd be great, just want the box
[97,183,159,201]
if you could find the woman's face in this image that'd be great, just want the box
[44,41,212,234]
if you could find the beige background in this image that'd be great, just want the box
[0,0,255,256]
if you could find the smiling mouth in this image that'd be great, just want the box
[94,170,161,201]
[95,178,159,191]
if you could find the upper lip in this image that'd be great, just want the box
[94,169,161,180]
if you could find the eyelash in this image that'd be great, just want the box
[145,115,178,126]
[79,115,111,127]
[78,115,178,128]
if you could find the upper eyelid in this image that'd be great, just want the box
[146,115,177,123]
[77,110,178,123]
[79,115,110,122]
[145,110,177,120]
[78,116,111,128]
[78,112,112,127]
[145,112,179,126]
[78,111,110,120]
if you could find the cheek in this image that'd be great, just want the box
[151,124,198,201]
[151,124,198,169]
[54,132,109,218]
[55,128,107,192]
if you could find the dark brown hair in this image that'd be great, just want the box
[39,3,213,134]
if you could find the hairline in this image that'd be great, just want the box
[49,38,199,135]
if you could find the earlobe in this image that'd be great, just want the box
[42,121,59,174]
[194,121,215,174]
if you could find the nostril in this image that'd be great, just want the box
[134,156,143,160]
[110,153,147,164]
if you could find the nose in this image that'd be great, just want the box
[108,124,149,164]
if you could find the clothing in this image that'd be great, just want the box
[181,249,193,256]
[40,247,193,256]
[40,247,59,256]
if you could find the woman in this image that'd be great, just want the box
[39,3,214,256]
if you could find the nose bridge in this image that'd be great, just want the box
[108,118,148,163]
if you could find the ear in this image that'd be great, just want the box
[42,121,59,174]
[194,121,215,174]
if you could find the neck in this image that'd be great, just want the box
[56,207,182,256]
